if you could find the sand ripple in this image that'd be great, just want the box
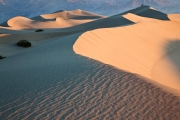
[0,58,180,120]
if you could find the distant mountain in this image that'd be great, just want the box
[0,0,180,24]
[0,0,5,4]
[132,0,171,6]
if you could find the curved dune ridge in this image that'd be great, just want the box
[7,16,34,29]
[74,7,180,91]
[2,9,106,29]
[123,13,162,23]
[7,16,31,27]
[0,6,180,120]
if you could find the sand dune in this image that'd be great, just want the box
[7,16,32,27]
[0,6,180,120]
[74,6,180,92]
[0,10,133,57]
[120,6,170,20]
[123,13,162,23]
[41,9,106,20]
[0,9,106,30]
[41,10,68,19]
[5,17,91,29]
[5,16,60,29]
[168,14,180,21]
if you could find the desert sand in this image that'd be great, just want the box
[0,6,180,120]
[74,6,180,91]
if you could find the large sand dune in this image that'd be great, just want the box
[74,20,180,91]
[74,6,180,92]
[0,6,180,120]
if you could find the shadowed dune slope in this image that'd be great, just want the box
[0,9,106,29]
[0,33,180,120]
[120,6,170,20]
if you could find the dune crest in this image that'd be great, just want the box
[123,13,161,23]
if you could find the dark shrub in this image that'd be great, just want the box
[0,55,6,60]
[35,29,44,32]
[17,40,31,47]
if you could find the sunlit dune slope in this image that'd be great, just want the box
[168,14,180,21]
[123,13,162,23]
[74,20,180,91]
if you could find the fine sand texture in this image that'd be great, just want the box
[0,6,180,120]
[1,33,180,120]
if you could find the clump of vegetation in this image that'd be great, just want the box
[17,40,32,48]
[35,29,44,32]
[0,55,6,60]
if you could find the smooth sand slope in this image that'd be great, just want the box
[0,6,180,120]
[74,6,180,92]
[168,14,180,21]
[123,13,162,23]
